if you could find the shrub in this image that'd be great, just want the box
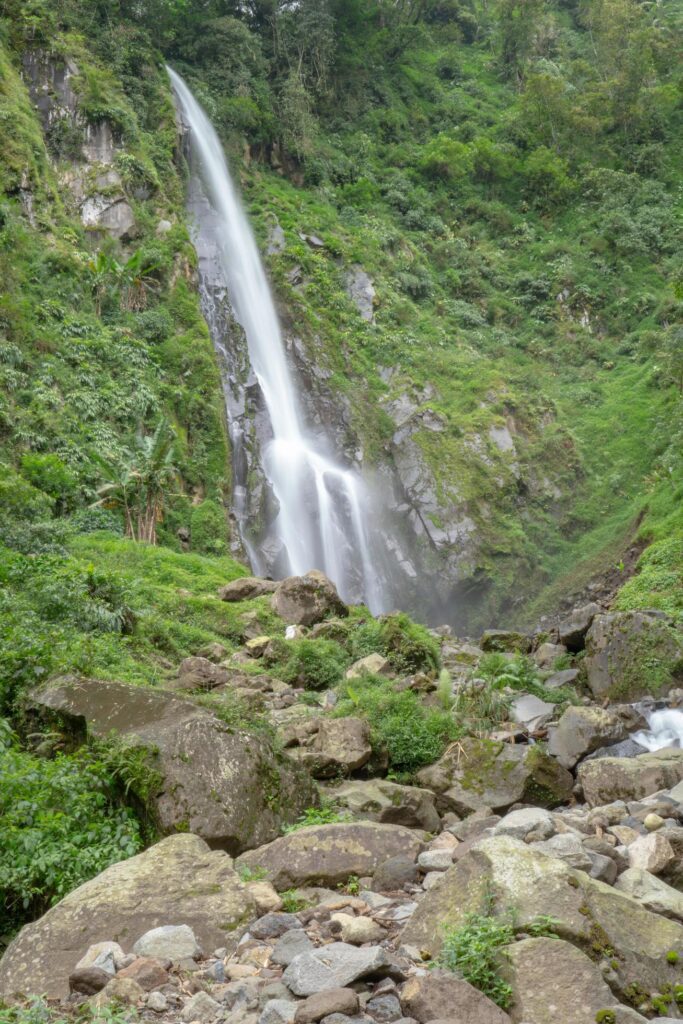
[351,613,440,675]
[0,467,52,522]
[20,454,78,514]
[0,724,142,936]
[336,674,456,775]
[280,638,349,690]
[190,499,227,555]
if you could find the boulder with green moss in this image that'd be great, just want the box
[584,611,683,701]
[577,748,683,806]
[30,676,316,853]
[0,834,254,1001]
[402,835,683,1004]
[324,778,441,831]
[416,737,573,815]
[235,821,424,890]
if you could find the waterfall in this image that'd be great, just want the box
[168,68,387,611]
[632,707,683,751]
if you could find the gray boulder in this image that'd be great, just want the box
[0,835,254,1000]
[236,822,423,891]
[219,577,279,601]
[399,971,510,1023]
[401,835,683,1003]
[417,737,573,815]
[584,611,683,701]
[133,924,201,960]
[558,602,601,651]
[30,676,315,851]
[503,936,624,1024]
[548,705,646,769]
[615,867,683,921]
[327,779,441,832]
[577,748,683,806]
[272,572,348,626]
[283,944,403,996]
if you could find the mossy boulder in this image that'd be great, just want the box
[0,834,255,1001]
[324,778,441,832]
[584,611,683,701]
[416,737,573,815]
[480,629,532,654]
[271,571,348,626]
[577,748,683,806]
[402,835,683,1004]
[30,676,316,853]
[235,822,424,890]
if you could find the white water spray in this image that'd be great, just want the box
[168,68,384,611]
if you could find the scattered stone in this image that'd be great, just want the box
[627,832,675,874]
[251,913,303,940]
[117,956,170,991]
[346,654,391,679]
[75,941,123,974]
[272,573,348,627]
[371,856,420,892]
[644,813,665,831]
[147,991,168,1013]
[544,667,580,690]
[90,976,145,1009]
[219,577,279,601]
[179,990,222,1023]
[175,656,229,690]
[69,966,111,996]
[493,807,555,841]
[533,833,592,872]
[247,636,272,657]
[261,999,297,1024]
[399,971,510,1023]
[295,988,360,1022]
[0,834,253,1001]
[133,924,201,961]
[236,823,422,891]
[331,914,384,945]
[480,630,531,654]
[509,693,555,732]
[417,850,452,871]
[283,944,403,997]
[248,881,284,915]
[365,993,402,1022]
[402,835,683,1002]
[533,642,567,669]
[271,929,315,966]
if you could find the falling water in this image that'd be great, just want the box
[632,707,683,751]
[168,68,385,610]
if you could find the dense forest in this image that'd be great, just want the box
[0,0,682,1019]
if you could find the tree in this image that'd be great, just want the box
[494,0,546,83]
[92,419,178,544]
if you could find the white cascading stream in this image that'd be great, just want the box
[168,68,384,611]
[632,707,683,751]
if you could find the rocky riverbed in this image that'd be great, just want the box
[1,571,682,1023]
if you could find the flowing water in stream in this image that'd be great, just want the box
[169,68,389,611]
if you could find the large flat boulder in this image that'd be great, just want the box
[30,676,316,852]
[219,577,279,601]
[271,572,347,626]
[577,748,683,806]
[401,835,683,1003]
[417,737,573,815]
[614,867,683,921]
[584,611,683,701]
[0,835,254,1001]
[235,822,423,890]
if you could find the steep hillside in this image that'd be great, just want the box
[0,0,680,636]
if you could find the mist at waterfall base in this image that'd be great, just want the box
[169,68,424,616]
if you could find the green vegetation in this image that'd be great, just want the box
[350,613,441,674]
[438,900,558,1009]
[278,637,349,690]
[336,673,457,776]
[0,720,142,941]
[282,803,349,833]
[0,999,135,1024]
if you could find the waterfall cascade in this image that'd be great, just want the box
[633,707,683,750]
[168,68,391,611]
